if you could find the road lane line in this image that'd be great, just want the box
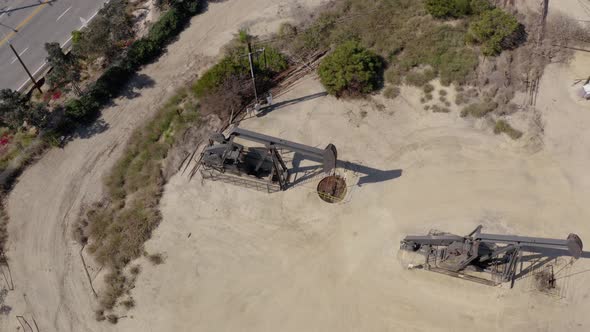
[0,1,50,46]
[62,35,73,47]
[10,47,29,64]
[16,61,48,91]
[56,6,72,22]
[80,11,99,28]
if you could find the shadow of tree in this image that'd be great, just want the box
[119,73,156,99]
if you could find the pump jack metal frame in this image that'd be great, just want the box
[400,225,584,287]
[197,127,337,192]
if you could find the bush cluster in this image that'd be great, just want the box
[318,41,382,97]
[460,100,498,118]
[193,43,286,98]
[61,1,203,132]
[192,34,287,117]
[468,8,521,55]
[425,0,471,18]
[425,0,494,18]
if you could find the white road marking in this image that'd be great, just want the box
[56,6,72,22]
[62,35,73,47]
[15,5,106,92]
[79,11,99,28]
[10,47,29,64]
[17,61,48,91]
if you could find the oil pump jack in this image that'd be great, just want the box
[197,127,337,192]
[400,225,584,286]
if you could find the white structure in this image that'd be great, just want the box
[581,83,590,99]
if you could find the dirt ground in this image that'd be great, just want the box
[130,49,590,330]
[2,0,590,331]
[0,1,326,331]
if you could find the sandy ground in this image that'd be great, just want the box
[127,46,590,330]
[2,0,590,331]
[0,1,325,331]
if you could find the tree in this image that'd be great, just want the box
[468,8,520,55]
[318,41,382,97]
[0,89,48,130]
[45,42,81,94]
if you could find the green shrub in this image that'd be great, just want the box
[125,39,158,70]
[468,8,520,55]
[318,41,382,97]
[425,0,494,18]
[192,38,286,98]
[470,0,494,15]
[494,119,522,139]
[425,0,472,18]
[438,48,478,85]
[147,8,181,46]
[460,100,497,117]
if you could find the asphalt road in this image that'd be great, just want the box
[0,0,108,91]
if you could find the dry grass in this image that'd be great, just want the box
[77,87,200,317]
[460,100,498,118]
[274,0,479,89]
[148,253,165,265]
[494,120,523,139]
[406,68,437,87]
[432,104,451,113]
[383,86,400,99]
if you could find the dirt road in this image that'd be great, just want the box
[0,1,324,331]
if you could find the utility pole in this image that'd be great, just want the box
[244,42,265,103]
[8,41,42,94]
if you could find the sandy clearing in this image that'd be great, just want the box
[0,1,326,331]
[133,46,590,332]
[1,1,590,331]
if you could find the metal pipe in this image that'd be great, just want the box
[230,128,326,159]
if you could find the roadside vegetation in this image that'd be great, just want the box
[0,0,207,319]
[76,87,199,317]
[0,0,205,185]
[268,0,589,136]
[193,31,287,117]
[75,30,287,319]
[275,0,520,87]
